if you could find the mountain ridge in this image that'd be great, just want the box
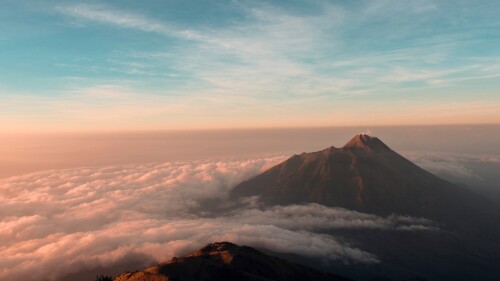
[113,242,351,281]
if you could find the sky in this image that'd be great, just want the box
[1,0,500,132]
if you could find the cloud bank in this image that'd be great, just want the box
[404,151,500,180]
[404,152,476,179]
[0,157,435,280]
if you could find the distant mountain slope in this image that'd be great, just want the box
[113,242,351,281]
[231,134,498,228]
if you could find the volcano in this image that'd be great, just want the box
[230,134,500,280]
[231,134,498,228]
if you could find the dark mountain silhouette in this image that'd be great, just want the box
[113,242,351,281]
[231,134,498,229]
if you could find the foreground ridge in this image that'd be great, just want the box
[113,242,350,281]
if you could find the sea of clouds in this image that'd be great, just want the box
[403,151,500,202]
[0,157,437,281]
[404,151,500,179]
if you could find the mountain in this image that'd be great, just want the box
[231,134,500,280]
[231,134,498,228]
[113,242,351,281]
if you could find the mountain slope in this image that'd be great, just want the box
[113,242,351,281]
[230,135,500,280]
[231,134,498,227]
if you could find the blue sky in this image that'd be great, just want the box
[1,0,499,131]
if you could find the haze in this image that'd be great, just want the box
[1,125,499,200]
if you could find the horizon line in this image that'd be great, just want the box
[1,122,499,136]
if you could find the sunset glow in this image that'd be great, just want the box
[1,1,499,132]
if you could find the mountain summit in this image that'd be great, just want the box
[231,135,496,225]
[343,134,390,152]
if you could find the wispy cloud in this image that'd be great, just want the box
[428,73,500,86]
[2,1,499,130]
[55,2,362,98]
[56,4,204,41]
[55,1,500,93]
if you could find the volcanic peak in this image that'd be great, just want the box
[343,134,390,152]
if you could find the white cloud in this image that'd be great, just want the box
[0,157,437,280]
[55,2,363,100]
[404,151,477,179]
[56,4,201,41]
[54,2,500,99]
[229,204,436,231]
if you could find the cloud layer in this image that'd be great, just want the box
[404,151,500,180]
[0,157,435,280]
